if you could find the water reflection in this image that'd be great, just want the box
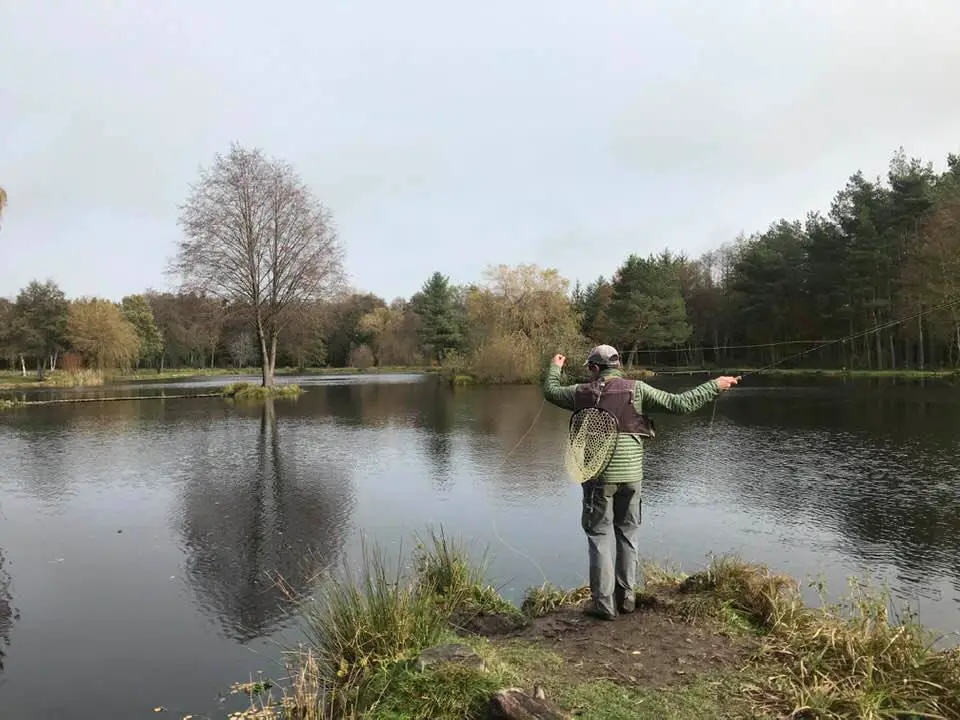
[644,378,960,608]
[176,398,354,641]
[2,372,960,719]
[0,546,17,673]
[413,382,457,491]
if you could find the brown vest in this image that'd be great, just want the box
[572,376,656,438]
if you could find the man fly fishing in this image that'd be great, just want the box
[543,344,740,621]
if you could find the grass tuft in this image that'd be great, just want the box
[412,526,519,619]
[357,650,508,720]
[221,382,304,400]
[670,554,798,630]
[299,539,447,701]
[520,582,591,617]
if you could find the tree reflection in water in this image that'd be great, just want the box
[176,398,355,642]
[0,546,17,673]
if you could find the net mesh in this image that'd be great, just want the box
[564,407,620,483]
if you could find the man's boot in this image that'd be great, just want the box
[582,599,616,621]
[616,588,636,614]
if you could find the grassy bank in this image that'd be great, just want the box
[0,365,437,391]
[220,528,960,720]
[444,367,657,388]
[0,381,300,411]
[4,363,955,392]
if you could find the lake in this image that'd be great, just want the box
[1,371,959,719]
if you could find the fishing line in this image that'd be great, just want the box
[701,295,960,453]
[617,296,960,376]
[742,297,960,379]
[489,397,551,586]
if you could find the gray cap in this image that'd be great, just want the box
[584,344,621,367]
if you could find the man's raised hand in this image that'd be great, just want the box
[716,375,741,390]
[552,354,566,368]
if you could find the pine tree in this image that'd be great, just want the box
[609,254,690,367]
[412,272,463,362]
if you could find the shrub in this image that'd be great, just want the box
[348,344,375,369]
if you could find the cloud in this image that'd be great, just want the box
[1,0,959,301]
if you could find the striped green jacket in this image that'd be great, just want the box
[542,364,720,486]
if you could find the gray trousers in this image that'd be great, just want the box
[581,479,641,615]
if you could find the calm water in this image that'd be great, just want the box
[1,372,959,719]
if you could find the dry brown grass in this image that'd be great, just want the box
[646,555,960,720]
[520,582,591,617]
[412,526,520,619]
[45,369,105,387]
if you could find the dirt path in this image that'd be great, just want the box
[508,604,756,690]
[452,591,762,720]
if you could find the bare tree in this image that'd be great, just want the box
[228,330,255,368]
[170,144,345,386]
[0,186,7,229]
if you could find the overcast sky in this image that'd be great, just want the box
[2,1,959,302]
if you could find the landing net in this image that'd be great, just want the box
[564,407,620,484]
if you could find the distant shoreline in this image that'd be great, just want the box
[0,365,440,392]
[2,364,957,394]
[642,366,960,379]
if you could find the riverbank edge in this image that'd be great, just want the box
[0,365,440,391]
[0,381,305,410]
[222,528,960,720]
[3,364,956,393]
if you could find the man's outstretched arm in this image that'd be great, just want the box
[636,375,740,414]
[542,354,578,410]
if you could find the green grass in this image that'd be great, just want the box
[495,640,765,720]
[358,637,511,720]
[220,382,305,401]
[213,529,960,720]
[412,526,521,619]
[552,675,759,720]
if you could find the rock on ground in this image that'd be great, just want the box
[416,642,487,672]
[488,687,572,720]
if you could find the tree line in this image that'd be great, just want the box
[2,145,960,384]
[574,146,960,371]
